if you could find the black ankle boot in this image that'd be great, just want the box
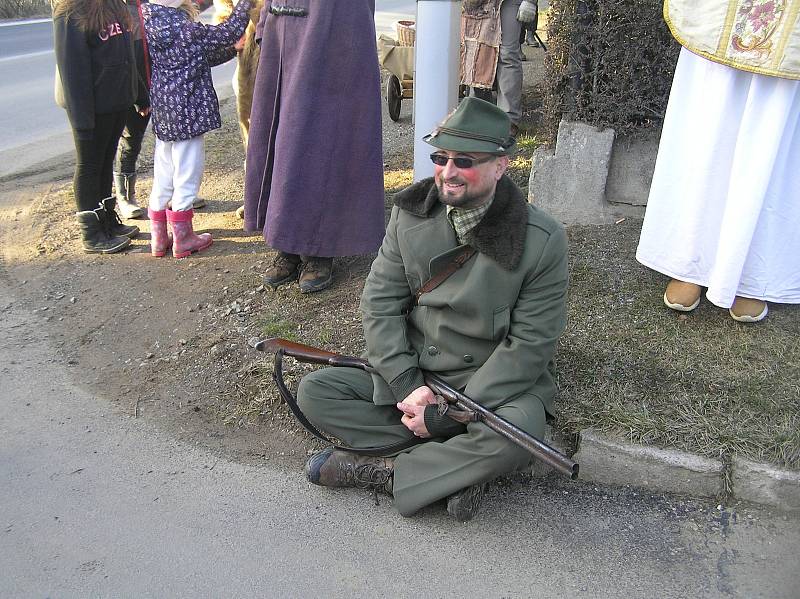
[99,197,139,239]
[75,209,131,254]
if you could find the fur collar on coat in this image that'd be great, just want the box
[392,175,529,271]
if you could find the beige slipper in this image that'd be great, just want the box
[663,279,701,312]
[729,297,768,323]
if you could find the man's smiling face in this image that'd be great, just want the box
[433,151,509,209]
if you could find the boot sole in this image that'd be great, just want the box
[299,275,333,294]
[173,238,212,259]
[151,243,172,257]
[120,208,144,219]
[264,269,300,288]
[82,238,131,254]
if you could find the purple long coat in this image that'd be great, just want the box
[243,0,385,257]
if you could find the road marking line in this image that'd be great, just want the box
[0,50,53,64]
[0,18,51,27]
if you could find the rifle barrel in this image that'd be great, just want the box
[425,374,579,479]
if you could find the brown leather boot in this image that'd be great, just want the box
[305,447,393,493]
[729,297,768,322]
[299,256,333,294]
[446,483,485,522]
[263,251,301,287]
[663,279,701,312]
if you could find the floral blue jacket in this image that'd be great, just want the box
[142,0,251,141]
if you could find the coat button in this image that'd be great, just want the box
[463,354,474,363]
[427,345,439,356]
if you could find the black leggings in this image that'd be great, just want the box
[116,106,151,174]
[72,111,127,212]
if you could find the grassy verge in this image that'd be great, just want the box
[559,222,800,470]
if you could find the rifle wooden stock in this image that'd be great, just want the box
[254,337,579,480]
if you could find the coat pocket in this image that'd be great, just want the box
[492,305,510,340]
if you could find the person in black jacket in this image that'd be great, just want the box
[53,0,140,253]
[112,0,152,219]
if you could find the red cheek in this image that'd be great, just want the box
[457,169,480,184]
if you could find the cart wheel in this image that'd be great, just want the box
[386,75,402,122]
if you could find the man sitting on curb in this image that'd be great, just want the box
[297,98,568,521]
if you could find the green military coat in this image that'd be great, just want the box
[361,175,568,416]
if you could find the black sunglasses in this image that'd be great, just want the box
[429,153,496,169]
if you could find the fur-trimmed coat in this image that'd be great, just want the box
[360,176,569,416]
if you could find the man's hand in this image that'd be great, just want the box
[517,0,537,24]
[397,385,436,438]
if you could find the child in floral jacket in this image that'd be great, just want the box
[142,0,250,257]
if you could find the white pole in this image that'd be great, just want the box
[413,0,461,181]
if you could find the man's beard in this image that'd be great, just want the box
[436,177,486,209]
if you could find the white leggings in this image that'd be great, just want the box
[149,136,205,212]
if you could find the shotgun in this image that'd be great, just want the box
[254,337,579,480]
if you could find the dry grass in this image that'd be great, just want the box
[557,221,800,469]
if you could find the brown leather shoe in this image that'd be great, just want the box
[263,252,301,287]
[446,483,485,522]
[299,257,333,294]
[663,279,701,312]
[305,447,393,493]
[729,297,768,322]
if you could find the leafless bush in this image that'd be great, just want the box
[542,0,680,143]
[0,0,51,20]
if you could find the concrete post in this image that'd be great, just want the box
[413,0,462,181]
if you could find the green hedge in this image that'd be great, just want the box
[541,0,681,142]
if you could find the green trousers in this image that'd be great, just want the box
[297,367,546,516]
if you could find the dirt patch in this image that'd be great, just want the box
[0,110,368,470]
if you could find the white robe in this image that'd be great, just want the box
[636,48,800,308]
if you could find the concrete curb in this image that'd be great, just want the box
[573,429,723,498]
[536,428,800,513]
[732,457,800,512]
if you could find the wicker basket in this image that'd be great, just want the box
[396,20,416,46]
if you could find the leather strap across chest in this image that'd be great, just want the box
[411,246,476,308]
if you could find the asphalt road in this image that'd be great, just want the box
[1,276,799,597]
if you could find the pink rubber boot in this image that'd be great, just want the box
[166,208,212,258]
[148,208,172,257]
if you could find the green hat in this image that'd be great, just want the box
[423,97,517,155]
